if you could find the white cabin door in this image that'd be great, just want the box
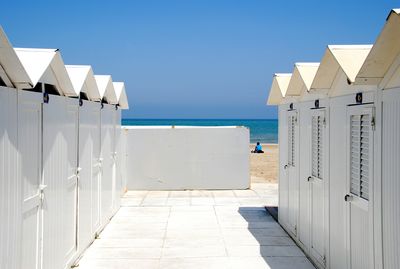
[100,105,114,225]
[381,89,400,269]
[111,107,117,213]
[77,100,92,252]
[64,99,79,262]
[287,110,299,236]
[310,109,326,267]
[18,91,42,269]
[346,105,374,269]
[42,96,78,269]
[278,107,289,226]
[91,104,102,234]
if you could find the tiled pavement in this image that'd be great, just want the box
[76,183,315,269]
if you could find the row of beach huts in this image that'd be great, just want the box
[267,9,400,269]
[0,27,129,269]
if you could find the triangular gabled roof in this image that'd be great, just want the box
[310,45,372,90]
[14,48,76,96]
[113,82,129,109]
[94,75,118,104]
[267,73,292,105]
[286,63,319,97]
[0,26,32,89]
[355,9,400,85]
[66,65,102,101]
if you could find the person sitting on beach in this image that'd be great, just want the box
[252,142,264,153]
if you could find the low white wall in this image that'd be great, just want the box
[122,126,250,190]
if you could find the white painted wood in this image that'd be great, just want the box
[310,108,327,268]
[278,105,289,229]
[298,102,311,252]
[112,108,122,214]
[287,109,299,237]
[18,90,42,269]
[100,104,114,226]
[0,86,20,269]
[77,100,94,253]
[42,95,79,269]
[346,104,374,269]
[64,98,79,265]
[91,103,102,235]
[381,88,400,269]
[329,96,350,269]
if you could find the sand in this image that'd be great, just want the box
[250,143,278,183]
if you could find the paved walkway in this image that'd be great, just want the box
[77,183,315,269]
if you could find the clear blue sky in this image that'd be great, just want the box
[2,0,398,119]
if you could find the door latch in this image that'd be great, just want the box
[76,167,82,174]
[344,194,353,202]
[39,184,47,204]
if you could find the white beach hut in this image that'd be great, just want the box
[0,26,33,269]
[0,25,128,269]
[15,47,81,269]
[95,75,118,229]
[112,82,128,213]
[353,8,400,269]
[267,73,301,238]
[66,65,103,254]
[310,45,376,269]
[286,63,330,268]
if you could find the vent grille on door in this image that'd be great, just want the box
[312,114,323,179]
[288,114,296,166]
[350,114,371,200]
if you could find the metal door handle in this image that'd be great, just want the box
[284,165,288,169]
[344,194,353,202]
[307,176,312,182]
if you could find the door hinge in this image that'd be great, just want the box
[371,116,376,131]
[323,117,327,127]
[323,255,326,266]
[43,92,49,104]
[371,107,376,131]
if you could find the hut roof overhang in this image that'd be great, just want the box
[94,75,118,104]
[14,48,76,96]
[0,26,32,89]
[113,82,129,109]
[286,63,320,98]
[66,65,102,101]
[267,73,292,105]
[310,45,372,91]
[355,9,400,85]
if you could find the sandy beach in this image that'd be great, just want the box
[250,143,278,184]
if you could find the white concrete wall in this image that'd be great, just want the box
[123,126,250,190]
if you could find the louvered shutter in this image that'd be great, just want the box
[349,109,373,201]
[287,112,296,167]
[311,111,324,180]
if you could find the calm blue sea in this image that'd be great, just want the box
[122,119,278,143]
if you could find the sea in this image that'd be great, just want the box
[122,119,278,144]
